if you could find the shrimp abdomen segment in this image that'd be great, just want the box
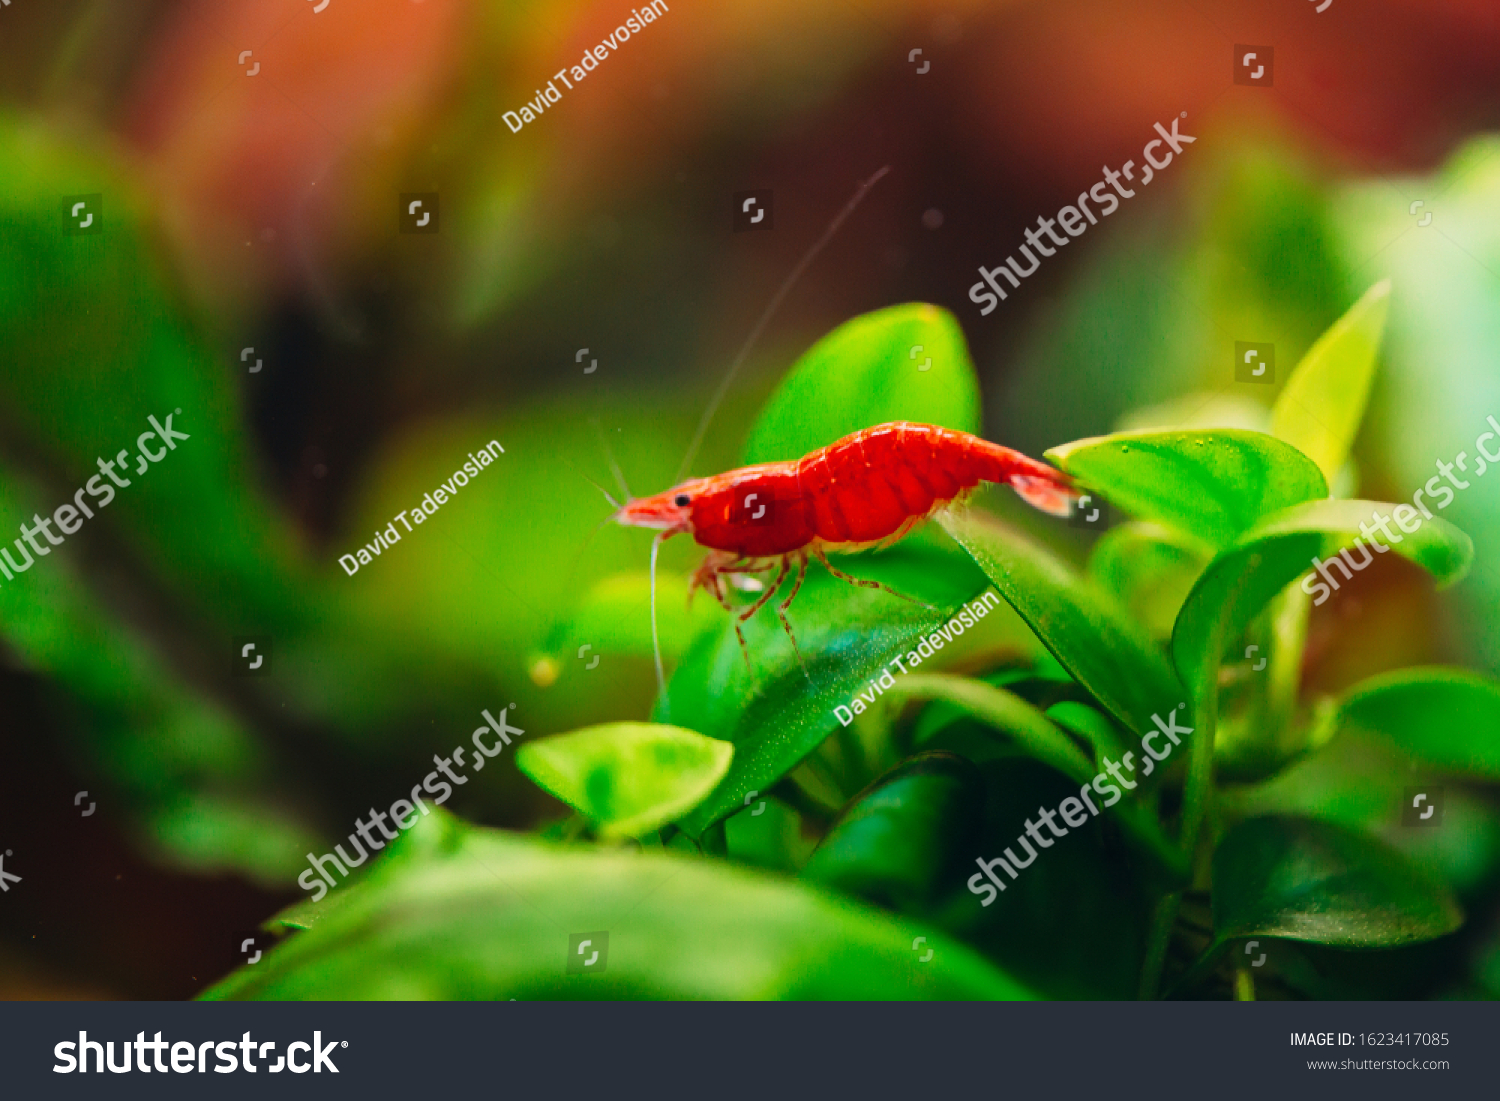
[797,423,984,544]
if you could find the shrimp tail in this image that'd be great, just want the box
[1009,470,1078,518]
[977,441,1079,518]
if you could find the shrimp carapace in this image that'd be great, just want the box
[614,421,1078,678]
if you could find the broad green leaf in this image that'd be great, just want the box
[1045,430,1328,548]
[1271,279,1392,484]
[802,752,985,912]
[205,810,1034,1000]
[515,723,732,839]
[1335,667,1500,781]
[1171,499,1474,703]
[661,541,1002,837]
[1213,816,1462,947]
[741,302,980,464]
[939,510,1184,740]
[1088,521,1212,638]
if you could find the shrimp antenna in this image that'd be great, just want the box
[674,164,893,482]
[578,470,622,511]
[590,417,634,503]
[649,529,668,708]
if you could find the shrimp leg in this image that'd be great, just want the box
[776,553,811,682]
[704,568,754,672]
[736,556,790,625]
[811,546,935,610]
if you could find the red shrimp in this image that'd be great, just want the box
[613,421,1077,682]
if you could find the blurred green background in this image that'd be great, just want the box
[1,0,1498,997]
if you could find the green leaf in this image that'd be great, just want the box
[1213,816,1463,947]
[939,510,1184,739]
[1171,499,1474,703]
[515,723,733,839]
[1271,279,1392,485]
[1045,429,1328,548]
[1087,521,1212,638]
[205,810,1035,1000]
[741,302,980,464]
[1335,667,1500,781]
[802,752,985,912]
[661,541,1000,837]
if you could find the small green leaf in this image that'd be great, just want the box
[802,752,985,912]
[741,302,980,464]
[515,723,733,839]
[1336,667,1500,781]
[206,810,1035,1000]
[1088,521,1212,638]
[1045,429,1328,547]
[1271,279,1392,485]
[1171,499,1474,702]
[1213,816,1463,947]
[940,510,1184,740]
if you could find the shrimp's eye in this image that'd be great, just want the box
[674,494,691,507]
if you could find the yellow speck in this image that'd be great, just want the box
[528,656,560,688]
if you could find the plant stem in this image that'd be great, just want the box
[1142,680,1221,1000]
[1178,683,1219,869]
[769,778,835,827]
[1267,586,1311,756]
[700,820,728,857]
[1234,967,1256,1001]
[1139,891,1181,1000]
